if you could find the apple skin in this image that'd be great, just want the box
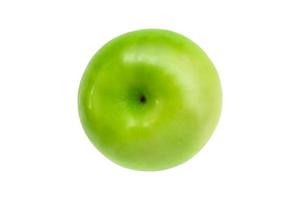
[78,29,222,171]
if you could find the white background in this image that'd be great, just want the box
[0,0,299,199]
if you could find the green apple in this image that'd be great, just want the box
[78,29,222,171]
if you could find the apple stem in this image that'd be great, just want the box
[139,95,146,104]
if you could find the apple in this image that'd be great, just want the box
[78,29,222,171]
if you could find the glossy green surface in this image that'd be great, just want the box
[78,29,222,171]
